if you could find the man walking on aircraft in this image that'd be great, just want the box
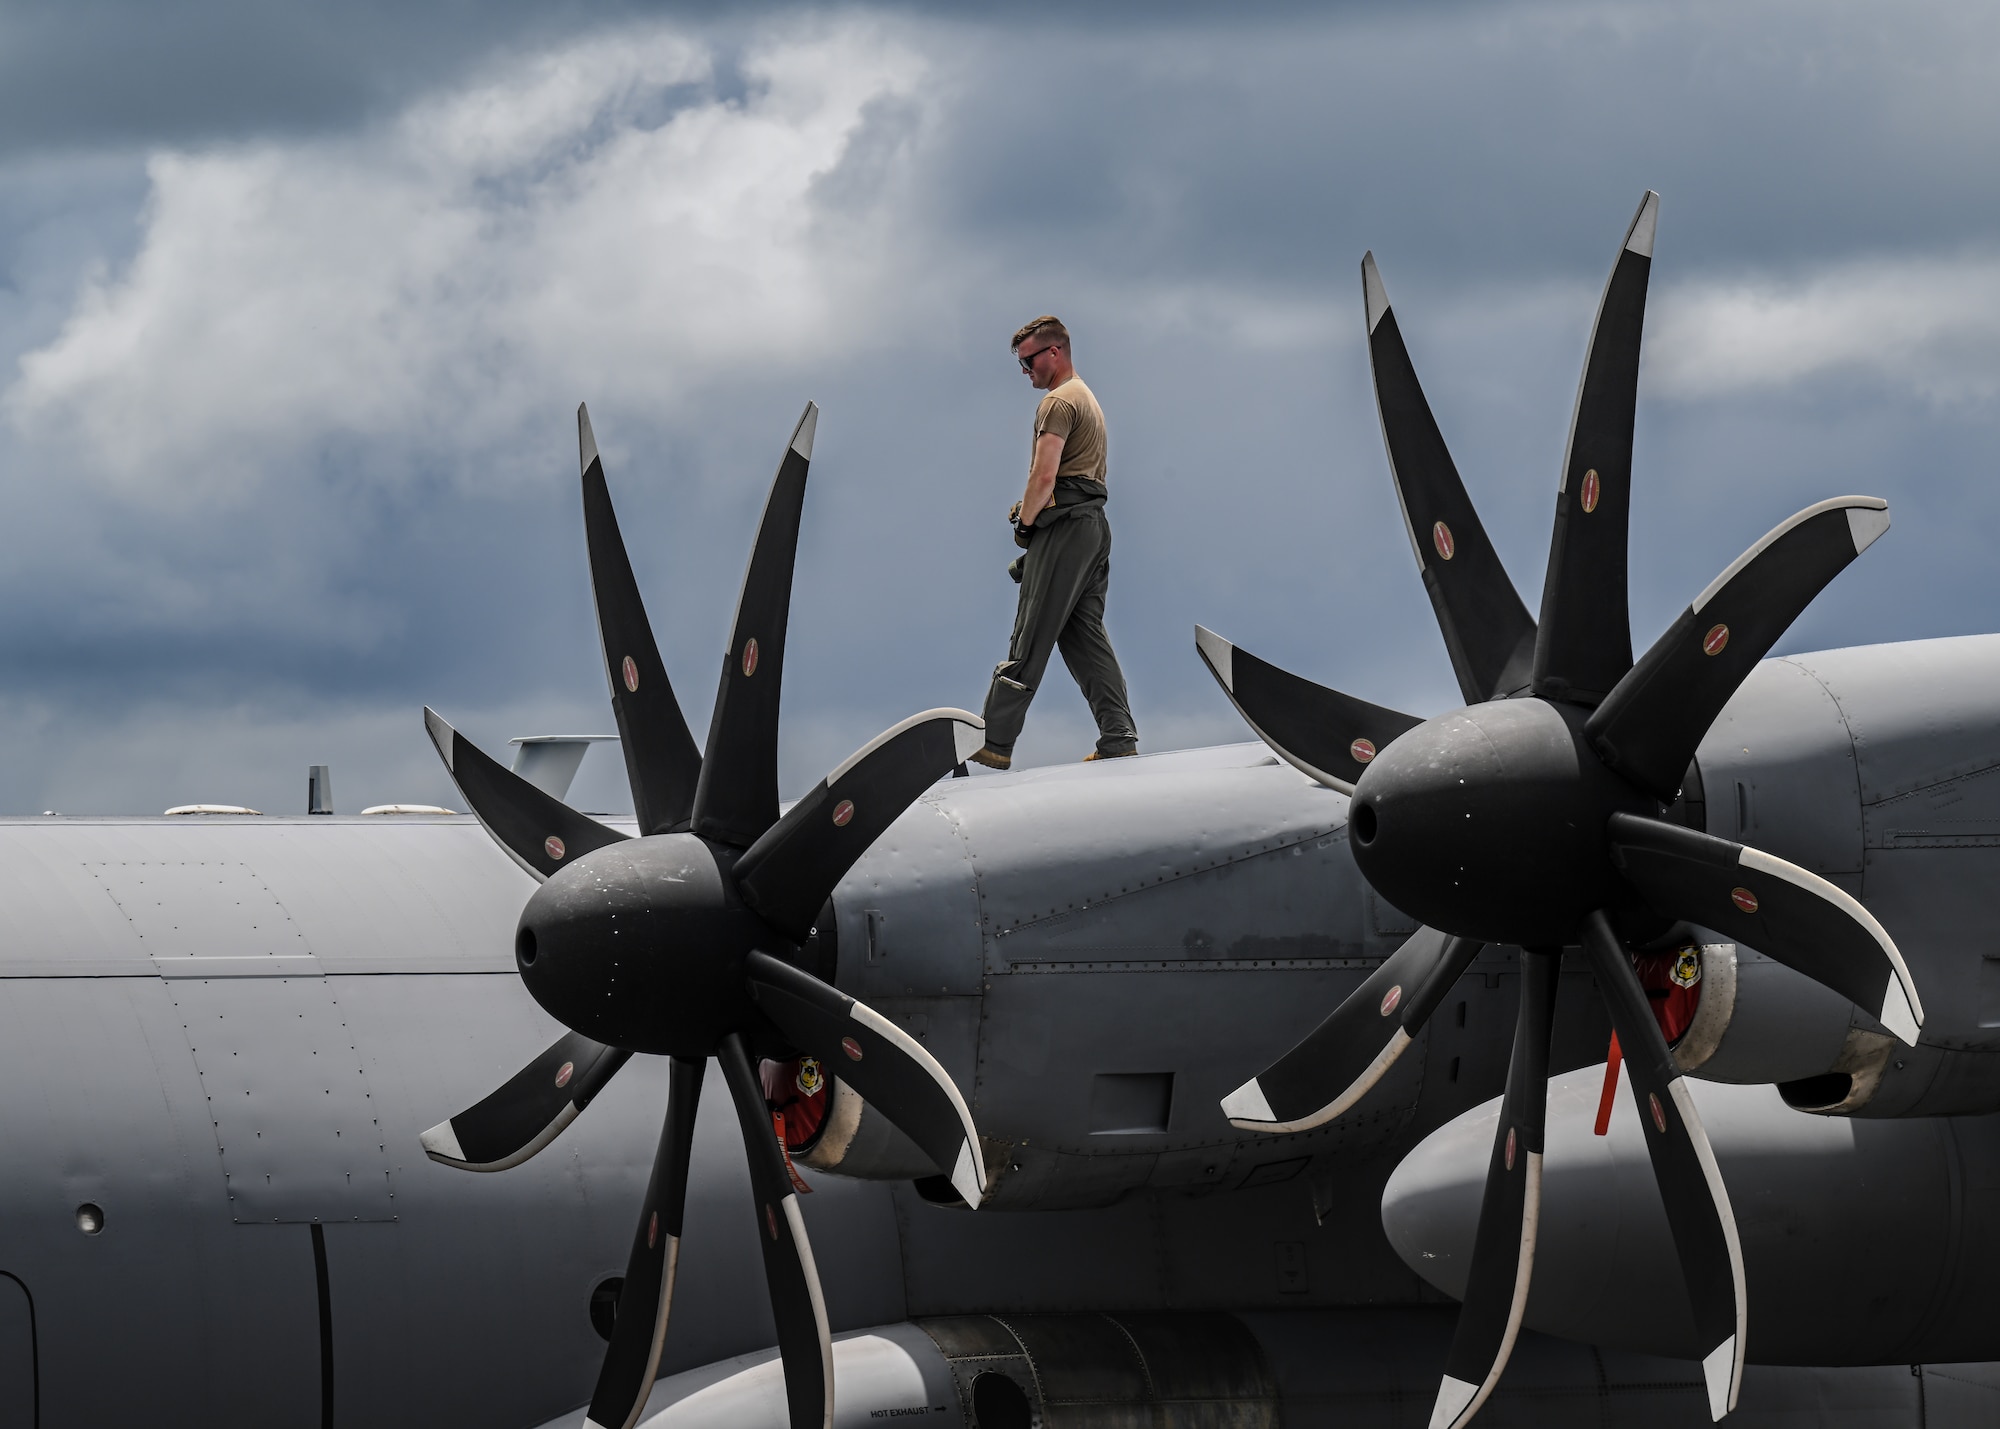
[969,316,1139,770]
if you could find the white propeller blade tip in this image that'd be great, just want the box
[419,1118,466,1164]
[1625,190,1661,258]
[1701,1335,1738,1420]
[1194,625,1235,688]
[1362,252,1391,334]
[422,708,456,769]
[791,402,819,460]
[1220,1078,1274,1124]
[1428,1375,1480,1429]
[1880,980,1921,1046]
[577,403,600,474]
[951,1141,985,1206]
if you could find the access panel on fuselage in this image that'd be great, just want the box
[86,856,398,1222]
[88,861,312,960]
[167,973,395,1223]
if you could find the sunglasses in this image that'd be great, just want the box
[1017,344,1058,371]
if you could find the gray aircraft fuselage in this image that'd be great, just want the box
[3,634,2000,1426]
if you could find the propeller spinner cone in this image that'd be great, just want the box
[1348,697,1650,948]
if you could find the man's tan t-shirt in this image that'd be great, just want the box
[1033,376,1108,485]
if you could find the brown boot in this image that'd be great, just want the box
[1082,748,1137,762]
[968,747,1012,770]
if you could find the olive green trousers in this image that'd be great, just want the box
[981,503,1138,757]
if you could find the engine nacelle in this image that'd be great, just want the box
[537,1308,1995,1428]
[1688,640,2000,1117]
[796,1076,939,1182]
[1382,1067,2000,1365]
[603,1314,1281,1428]
[1670,941,1901,1113]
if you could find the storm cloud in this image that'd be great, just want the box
[2,1,1997,815]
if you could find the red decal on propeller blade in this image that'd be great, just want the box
[742,637,760,677]
[841,1036,863,1061]
[1703,623,1730,656]
[1649,1092,1667,1133]
[832,799,855,827]
[647,1210,658,1249]
[1379,984,1402,1017]
[1350,737,1376,764]
[545,835,566,861]
[1432,521,1456,561]
[554,1060,574,1089]
[1580,468,1601,514]
[1504,1126,1517,1171]
[1731,886,1759,914]
[622,655,639,693]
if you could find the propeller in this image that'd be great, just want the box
[1211,192,1920,1428]
[419,402,988,1429]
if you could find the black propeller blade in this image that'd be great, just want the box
[1194,625,1423,793]
[579,404,704,836]
[746,950,987,1205]
[1429,946,1559,1429]
[1530,190,1656,705]
[1214,195,1914,1428]
[1580,912,1744,1422]
[1364,251,1537,704]
[422,403,988,1429]
[1606,812,1919,1043]
[735,708,985,940]
[420,1031,632,1172]
[1587,496,1890,801]
[692,404,816,848]
[425,707,630,880]
[1222,926,1480,1132]
[586,1056,703,1429]
[720,1034,833,1429]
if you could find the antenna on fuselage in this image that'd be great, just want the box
[307,764,334,815]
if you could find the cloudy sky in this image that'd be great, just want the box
[2,0,1996,815]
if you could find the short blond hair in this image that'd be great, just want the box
[1010,315,1069,352]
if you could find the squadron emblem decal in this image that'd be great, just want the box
[795,1056,824,1096]
[1671,947,1702,989]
